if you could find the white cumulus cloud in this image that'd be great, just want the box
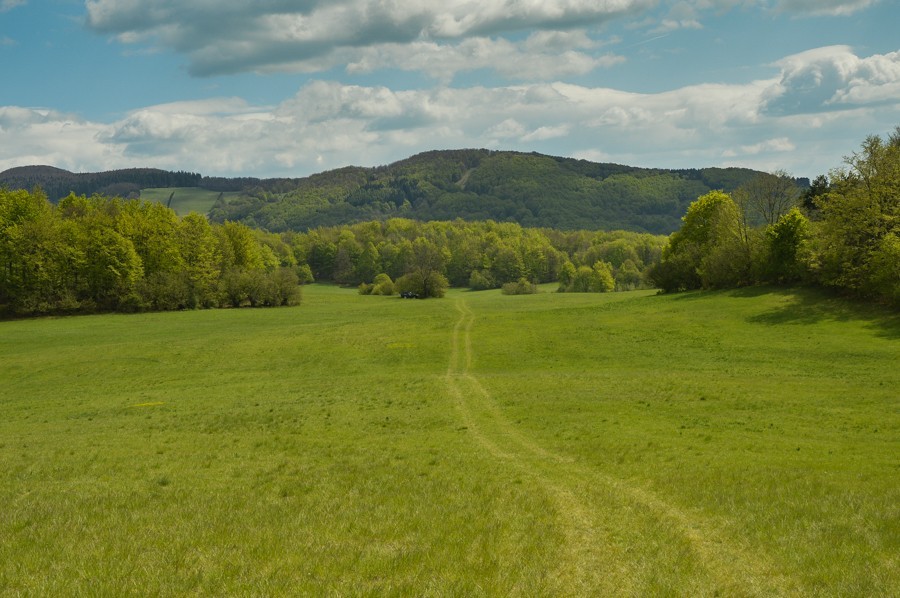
[764,46,900,115]
[84,0,652,77]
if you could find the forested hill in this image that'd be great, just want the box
[3,150,805,234]
[0,166,202,202]
[207,150,798,234]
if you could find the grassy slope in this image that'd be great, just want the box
[0,286,896,595]
[140,187,238,216]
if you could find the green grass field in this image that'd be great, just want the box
[139,187,240,216]
[1,285,897,595]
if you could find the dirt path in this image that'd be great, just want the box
[445,298,790,596]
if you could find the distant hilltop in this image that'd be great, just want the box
[1,150,807,234]
[0,166,204,201]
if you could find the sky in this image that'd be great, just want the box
[1,1,898,179]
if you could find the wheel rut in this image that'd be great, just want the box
[445,298,790,596]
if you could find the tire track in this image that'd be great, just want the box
[446,301,623,595]
[446,298,790,596]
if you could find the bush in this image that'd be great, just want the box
[560,262,615,293]
[469,269,496,290]
[395,271,448,298]
[501,277,538,295]
[297,263,314,284]
[371,273,395,295]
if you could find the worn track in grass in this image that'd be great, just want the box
[445,298,791,596]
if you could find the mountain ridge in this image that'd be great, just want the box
[2,150,806,234]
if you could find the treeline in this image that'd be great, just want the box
[0,167,203,202]
[0,190,303,317]
[291,219,666,297]
[650,129,899,307]
[2,185,667,316]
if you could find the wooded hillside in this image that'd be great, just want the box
[208,150,791,234]
[3,151,801,234]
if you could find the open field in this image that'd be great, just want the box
[1,285,897,595]
[139,187,240,216]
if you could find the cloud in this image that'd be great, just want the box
[772,0,878,17]
[346,34,624,83]
[763,46,900,115]
[1,77,768,176]
[2,44,897,178]
[0,107,117,173]
[84,0,651,77]
[722,137,796,157]
[0,0,26,12]
[649,1,704,33]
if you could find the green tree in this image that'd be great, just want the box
[469,269,496,290]
[650,190,737,291]
[556,261,576,292]
[177,213,221,308]
[81,225,144,310]
[816,128,900,304]
[801,174,829,214]
[401,237,449,298]
[371,273,395,295]
[764,208,810,283]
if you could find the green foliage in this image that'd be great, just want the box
[0,166,201,202]
[293,219,663,297]
[557,261,576,291]
[651,191,739,291]
[296,263,315,284]
[469,269,497,291]
[206,150,773,234]
[0,189,302,317]
[650,127,899,306]
[764,208,811,283]
[560,261,615,293]
[395,271,449,298]
[501,277,538,295]
[815,128,900,305]
[371,273,395,296]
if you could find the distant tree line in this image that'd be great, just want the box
[650,129,899,307]
[0,191,302,317]
[0,167,203,202]
[1,186,667,316]
[293,219,665,298]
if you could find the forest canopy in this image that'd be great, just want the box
[650,128,900,307]
[2,130,894,316]
[0,188,666,316]
[0,191,302,317]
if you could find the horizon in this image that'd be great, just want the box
[0,147,810,181]
[1,1,898,180]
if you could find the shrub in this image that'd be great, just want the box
[395,271,448,298]
[501,277,538,295]
[371,273,395,295]
[469,269,496,290]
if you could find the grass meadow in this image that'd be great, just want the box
[0,284,897,595]
[139,188,240,216]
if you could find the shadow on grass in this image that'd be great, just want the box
[739,286,900,340]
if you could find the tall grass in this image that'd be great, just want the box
[1,285,896,594]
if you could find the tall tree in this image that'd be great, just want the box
[177,213,221,308]
[817,128,900,304]
[738,170,800,226]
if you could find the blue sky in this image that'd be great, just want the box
[1,0,898,179]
